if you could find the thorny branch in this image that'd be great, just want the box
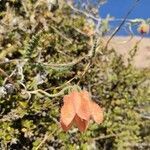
[67,2,100,22]
[21,85,81,100]
[35,128,61,150]
[105,0,141,48]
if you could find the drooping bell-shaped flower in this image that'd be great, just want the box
[60,90,103,132]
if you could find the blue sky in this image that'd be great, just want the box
[100,0,150,36]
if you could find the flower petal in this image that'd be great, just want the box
[60,120,73,131]
[70,91,81,112]
[74,115,89,132]
[91,101,103,124]
[60,95,76,126]
[77,90,91,121]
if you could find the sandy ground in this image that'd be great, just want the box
[103,36,150,69]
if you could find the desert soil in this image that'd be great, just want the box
[103,36,150,69]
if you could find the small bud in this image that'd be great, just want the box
[138,22,149,34]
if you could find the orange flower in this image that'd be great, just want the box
[60,90,103,132]
[138,23,149,34]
